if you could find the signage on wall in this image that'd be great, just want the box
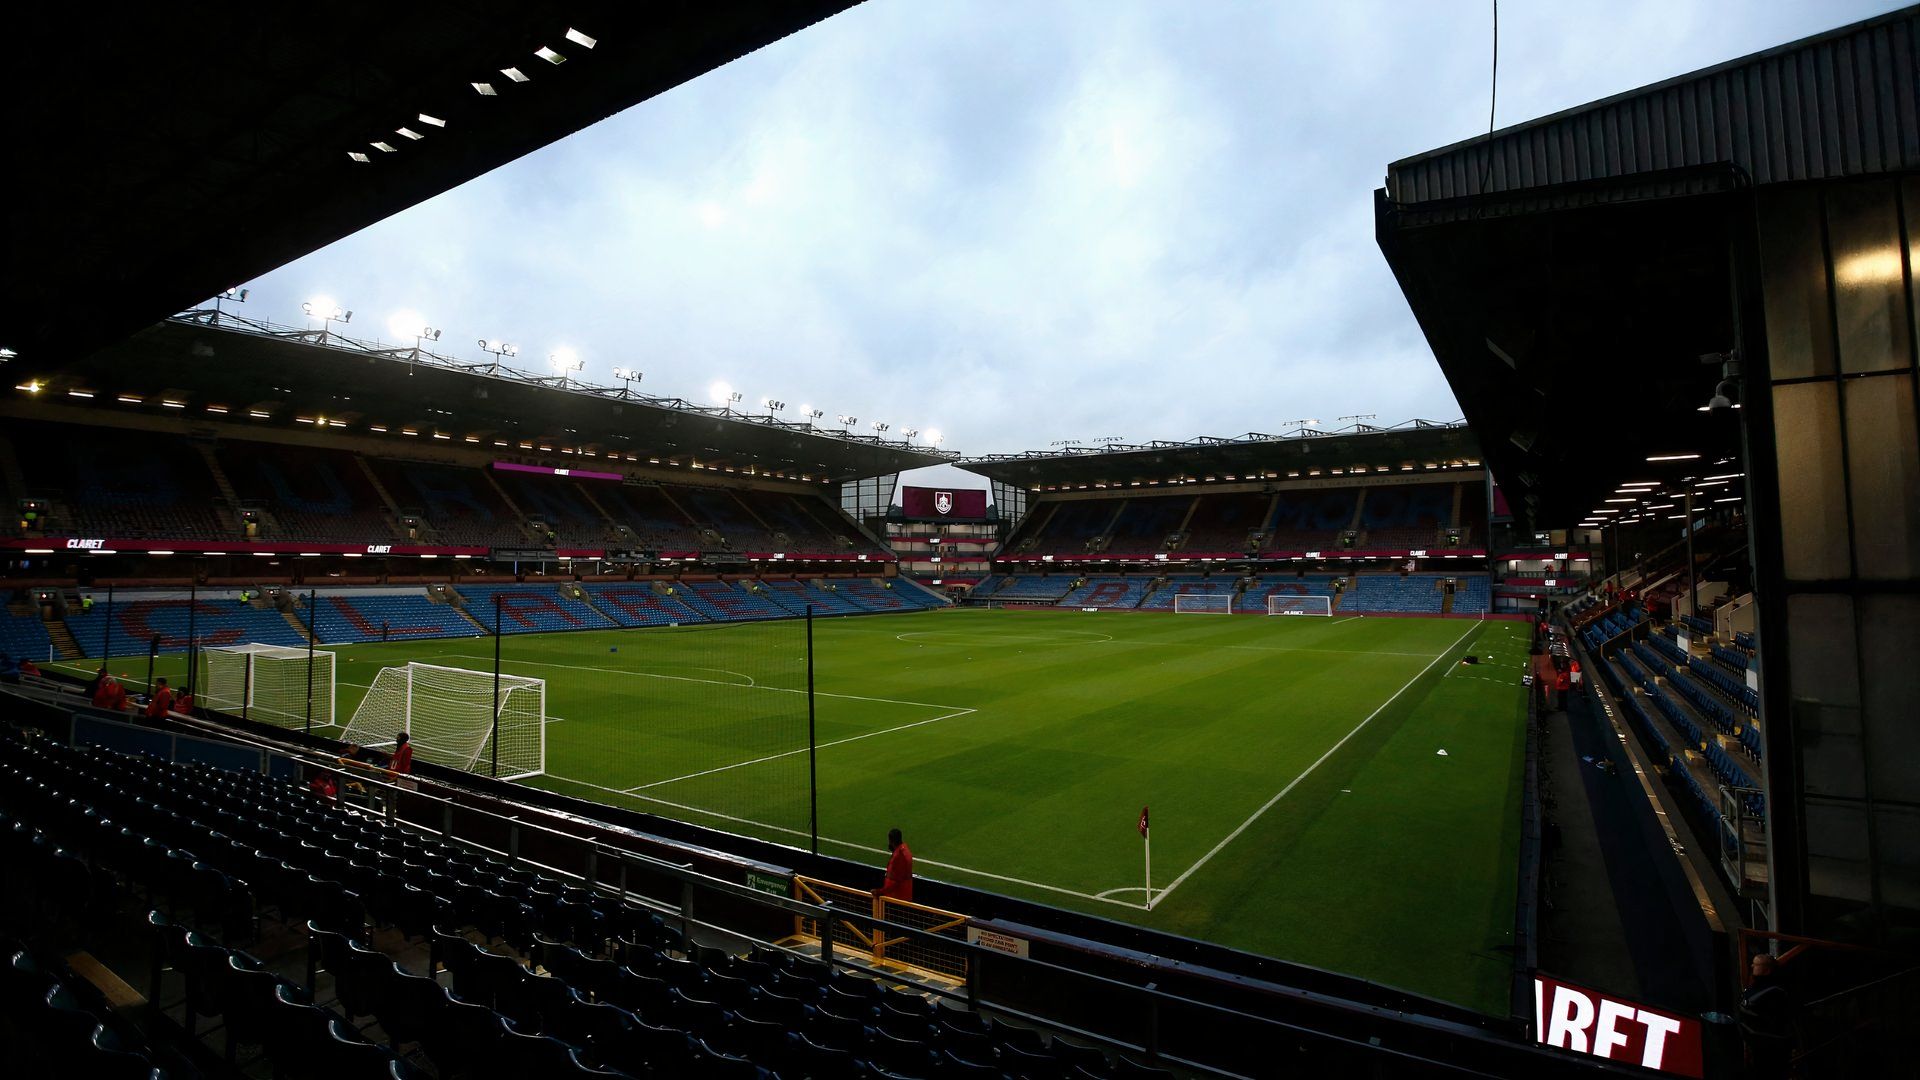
[1534,974,1703,1076]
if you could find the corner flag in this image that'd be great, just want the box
[1139,805,1153,909]
[1138,805,1149,838]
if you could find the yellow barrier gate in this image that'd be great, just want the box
[790,875,970,985]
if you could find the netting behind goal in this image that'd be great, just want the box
[1173,593,1233,614]
[201,644,336,728]
[339,662,546,780]
[1267,594,1333,616]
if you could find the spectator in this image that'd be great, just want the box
[173,686,194,716]
[1740,952,1795,1079]
[144,677,174,718]
[1569,660,1584,696]
[84,664,107,698]
[309,771,339,799]
[388,731,414,777]
[17,658,40,678]
[872,827,914,903]
[92,674,128,712]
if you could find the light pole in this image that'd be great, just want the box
[549,347,583,387]
[479,339,517,374]
[837,414,858,430]
[612,367,642,396]
[213,287,248,319]
[762,397,786,417]
[799,406,823,428]
[302,299,352,341]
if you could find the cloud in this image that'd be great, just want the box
[245,0,1904,466]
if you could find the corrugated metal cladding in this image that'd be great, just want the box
[1386,6,1920,205]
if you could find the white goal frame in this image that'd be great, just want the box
[202,643,336,728]
[339,661,547,781]
[1267,594,1334,617]
[1173,592,1234,615]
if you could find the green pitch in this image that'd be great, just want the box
[70,608,1530,1013]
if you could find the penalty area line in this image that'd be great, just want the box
[1150,620,1485,906]
[624,707,976,792]
[540,772,1146,911]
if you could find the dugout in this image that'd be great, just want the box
[1377,0,1920,1005]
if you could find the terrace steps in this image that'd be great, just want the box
[480,468,544,544]
[352,454,413,537]
[280,607,316,644]
[45,620,83,661]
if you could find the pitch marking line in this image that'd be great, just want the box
[440,654,970,712]
[623,706,977,792]
[541,772,1148,911]
[1149,621,1484,908]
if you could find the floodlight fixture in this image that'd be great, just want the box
[303,298,352,338]
[1646,453,1701,462]
[762,398,786,413]
[837,414,858,427]
[549,347,581,373]
[901,427,920,439]
[709,381,735,406]
[871,420,890,433]
[924,428,943,445]
[611,367,642,393]
[502,67,529,83]
[535,45,566,64]
[565,28,597,49]
[479,339,518,374]
[418,113,447,128]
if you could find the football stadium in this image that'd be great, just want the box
[3,5,1917,1079]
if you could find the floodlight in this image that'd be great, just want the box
[549,347,581,373]
[611,367,641,383]
[502,67,529,83]
[924,428,943,445]
[535,45,566,64]
[902,428,919,439]
[418,113,447,128]
[565,28,597,49]
[387,310,428,341]
[871,421,890,433]
[709,381,735,405]
[838,414,857,427]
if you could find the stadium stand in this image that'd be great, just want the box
[1008,499,1121,555]
[1236,576,1340,613]
[1103,498,1193,554]
[0,725,1199,1080]
[671,580,790,622]
[577,583,702,628]
[65,596,309,656]
[1356,483,1456,550]
[1344,574,1447,614]
[220,442,400,543]
[1137,576,1235,611]
[368,459,529,548]
[983,576,1076,603]
[308,590,485,644]
[14,420,231,540]
[834,579,943,613]
[1734,630,1755,650]
[1263,488,1360,551]
[0,609,53,662]
[736,491,878,555]
[491,470,618,548]
[452,583,619,634]
[754,579,861,616]
[1178,492,1270,552]
[1059,576,1153,609]
[593,484,706,552]
[673,489,770,550]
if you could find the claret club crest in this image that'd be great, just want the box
[934,491,954,515]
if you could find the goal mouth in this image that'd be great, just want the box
[200,643,337,729]
[1266,595,1334,617]
[1172,593,1234,615]
[338,661,548,781]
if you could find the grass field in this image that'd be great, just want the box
[62,607,1530,1013]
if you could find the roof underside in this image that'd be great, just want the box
[3,1,860,368]
[1377,7,1920,531]
[17,319,951,483]
[963,422,1481,488]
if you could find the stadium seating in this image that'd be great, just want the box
[220,442,399,542]
[0,727,1176,1080]
[594,484,706,551]
[671,580,790,622]
[1006,499,1122,554]
[1137,577,1234,611]
[577,584,702,627]
[1235,577,1338,614]
[1679,613,1714,637]
[1356,483,1456,550]
[492,471,618,547]
[1263,488,1360,551]
[834,579,944,613]
[1178,493,1270,552]
[1102,499,1192,555]
[673,489,771,550]
[1059,577,1153,609]
[736,492,878,555]
[753,579,861,616]
[983,576,1075,602]
[1345,574,1446,614]
[1734,630,1755,650]
[1711,644,1749,672]
[15,420,231,540]
[65,595,308,656]
[452,584,619,635]
[308,590,484,643]
[0,610,53,663]
[1688,656,1761,715]
[368,459,529,548]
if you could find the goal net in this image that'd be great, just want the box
[1267,594,1334,616]
[1173,592,1233,614]
[339,662,546,780]
[202,644,336,728]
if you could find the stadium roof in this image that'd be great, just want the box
[15,313,955,483]
[962,419,1482,488]
[1376,6,1918,531]
[3,1,859,368]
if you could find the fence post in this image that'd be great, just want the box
[304,588,318,734]
[807,605,818,855]
[492,593,503,778]
[103,583,115,662]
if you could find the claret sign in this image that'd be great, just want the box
[1534,974,1703,1076]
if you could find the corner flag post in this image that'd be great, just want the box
[1139,805,1152,909]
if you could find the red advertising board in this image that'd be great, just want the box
[900,486,987,520]
[1534,974,1703,1076]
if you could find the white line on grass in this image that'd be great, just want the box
[440,655,969,711]
[541,772,1148,910]
[625,707,975,792]
[1148,621,1484,908]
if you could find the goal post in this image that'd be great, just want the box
[1172,592,1233,615]
[201,643,336,728]
[1267,594,1334,617]
[339,661,547,780]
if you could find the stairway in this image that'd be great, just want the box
[570,583,622,624]
[479,470,545,544]
[46,620,83,661]
[353,455,413,538]
[281,608,317,644]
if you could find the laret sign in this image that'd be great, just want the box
[1534,974,1703,1077]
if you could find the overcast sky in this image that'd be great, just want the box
[243,0,1900,493]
